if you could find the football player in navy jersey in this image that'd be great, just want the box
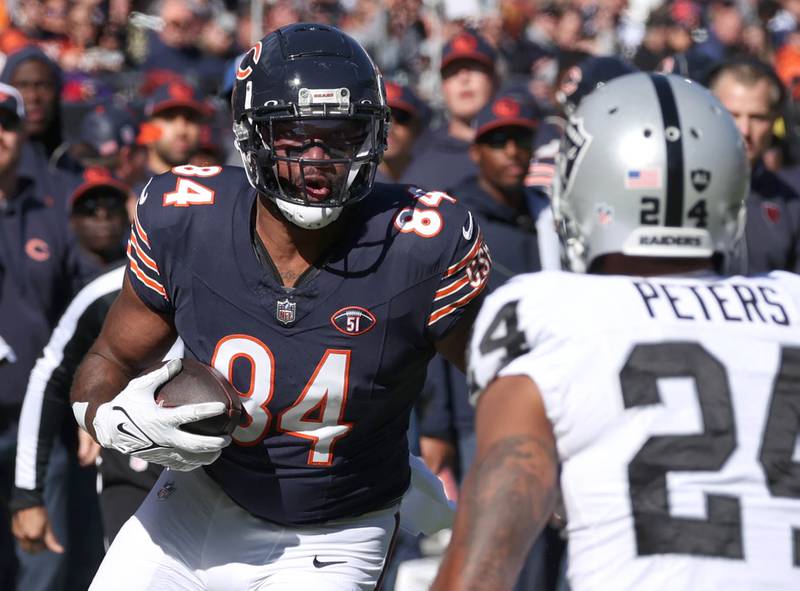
[70,23,490,590]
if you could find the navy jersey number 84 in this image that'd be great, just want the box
[126,165,490,525]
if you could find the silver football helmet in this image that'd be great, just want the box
[553,73,748,272]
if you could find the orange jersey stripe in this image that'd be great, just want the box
[129,231,160,274]
[133,208,150,248]
[434,275,470,301]
[127,245,167,298]
[444,233,484,278]
[428,283,486,326]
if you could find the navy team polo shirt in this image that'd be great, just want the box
[0,175,92,411]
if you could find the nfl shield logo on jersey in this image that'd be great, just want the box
[276,298,297,325]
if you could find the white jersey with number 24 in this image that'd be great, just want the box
[469,270,800,590]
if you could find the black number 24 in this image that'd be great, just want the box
[621,342,800,564]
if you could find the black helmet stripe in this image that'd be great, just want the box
[650,74,684,227]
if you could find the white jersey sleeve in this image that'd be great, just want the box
[468,270,800,591]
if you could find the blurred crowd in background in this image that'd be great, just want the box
[3,0,800,172]
[2,1,800,590]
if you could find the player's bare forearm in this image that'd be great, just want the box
[70,275,176,438]
[433,434,556,590]
[71,351,134,439]
[432,375,558,591]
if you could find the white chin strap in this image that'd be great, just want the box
[275,199,343,230]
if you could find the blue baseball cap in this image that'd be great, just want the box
[384,80,429,122]
[77,105,138,158]
[441,30,496,74]
[69,167,132,210]
[556,56,637,115]
[473,93,539,141]
[145,81,209,119]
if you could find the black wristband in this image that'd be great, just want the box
[8,486,45,513]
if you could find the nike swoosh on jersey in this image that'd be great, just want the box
[139,178,153,205]
[462,211,474,241]
[313,556,347,568]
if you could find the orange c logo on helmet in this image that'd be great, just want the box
[492,97,521,118]
[25,238,50,262]
[236,42,263,81]
[452,33,477,53]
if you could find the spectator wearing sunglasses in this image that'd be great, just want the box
[10,170,137,575]
[462,92,543,283]
[0,82,96,591]
[403,30,498,191]
[68,169,133,268]
[417,92,548,591]
[376,81,429,183]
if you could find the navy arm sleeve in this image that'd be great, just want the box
[422,196,492,342]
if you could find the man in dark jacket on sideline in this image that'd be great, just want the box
[402,30,497,191]
[417,92,550,591]
[0,82,95,591]
[0,45,82,178]
[709,58,800,273]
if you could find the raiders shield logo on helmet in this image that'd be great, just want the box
[691,169,711,193]
[560,117,592,196]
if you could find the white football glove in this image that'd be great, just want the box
[93,359,231,472]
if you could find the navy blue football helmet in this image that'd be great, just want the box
[231,23,390,229]
[556,56,637,116]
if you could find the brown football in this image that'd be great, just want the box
[152,359,244,436]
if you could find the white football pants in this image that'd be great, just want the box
[89,467,400,590]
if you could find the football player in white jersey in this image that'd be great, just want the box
[433,72,800,590]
